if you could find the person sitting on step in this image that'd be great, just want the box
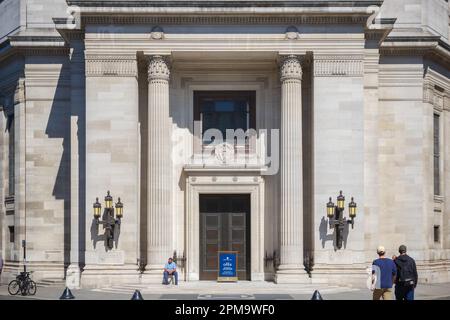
[163,257,178,285]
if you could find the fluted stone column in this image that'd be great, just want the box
[275,55,308,283]
[146,55,172,273]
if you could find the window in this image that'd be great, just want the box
[194,91,256,146]
[434,225,440,243]
[8,226,14,243]
[8,115,14,196]
[434,114,440,196]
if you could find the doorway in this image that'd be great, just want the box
[199,194,251,280]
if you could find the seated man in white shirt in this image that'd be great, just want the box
[163,257,178,285]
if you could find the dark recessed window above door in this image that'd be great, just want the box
[194,91,256,146]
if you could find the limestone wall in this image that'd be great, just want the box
[25,0,68,29]
[82,47,140,285]
[380,0,449,40]
[378,55,429,261]
[22,54,71,279]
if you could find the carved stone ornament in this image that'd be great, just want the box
[285,26,300,40]
[148,55,170,81]
[314,56,364,77]
[214,142,235,164]
[150,26,164,40]
[85,56,137,77]
[280,55,302,82]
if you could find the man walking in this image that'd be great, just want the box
[393,245,418,300]
[372,246,397,300]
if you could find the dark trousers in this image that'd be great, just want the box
[395,284,415,300]
[163,271,178,285]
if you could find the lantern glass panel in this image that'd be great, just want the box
[349,206,356,218]
[337,191,345,210]
[93,198,101,219]
[327,206,334,218]
[326,197,335,218]
[105,191,113,209]
[115,198,123,219]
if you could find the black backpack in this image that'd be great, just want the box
[396,256,415,286]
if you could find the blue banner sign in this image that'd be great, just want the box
[218,251,238,282]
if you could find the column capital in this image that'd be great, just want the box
[280,55,302,82]
[148,55,170,81]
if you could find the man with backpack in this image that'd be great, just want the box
[393,245,418,300]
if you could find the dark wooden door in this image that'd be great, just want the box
[199,194,250,280]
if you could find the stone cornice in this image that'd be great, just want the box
[0,35,69,63]
[67,1,384,8]
[65,0,379,27]
[85,55,138,77]
[314,55,364,77]
[80,15,370,26]
[380,37,450,69]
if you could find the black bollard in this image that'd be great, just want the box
[131,290,144,300]
[311,290,323,300]
[59,287,75,300]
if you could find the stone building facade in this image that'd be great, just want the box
[0,0,449,288]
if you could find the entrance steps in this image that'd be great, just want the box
[35,278,66,288]
[91,281,360,296]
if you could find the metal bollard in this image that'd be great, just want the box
[59,287,75,300]
[311,290,323,300]
[131,289,144,300]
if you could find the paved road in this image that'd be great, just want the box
[0,282,449,300]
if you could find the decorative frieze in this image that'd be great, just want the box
[85,55,137,77]
[423,82,435,105]
[444,96,450,112]
[81,15,368,26]
[314,56,364,77]
[424,70,450,111]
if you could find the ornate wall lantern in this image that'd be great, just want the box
[93,191,123,249]
[326,190,357,249]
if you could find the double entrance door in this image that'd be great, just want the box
[199,194,251,280]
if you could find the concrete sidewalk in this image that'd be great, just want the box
[0,281,449,300]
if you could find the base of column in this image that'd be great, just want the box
[65,264,81,289]
[274,266,310,284]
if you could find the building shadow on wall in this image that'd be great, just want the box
[45,43,86,279]
[45,58,71,278]
[319,216,350,251]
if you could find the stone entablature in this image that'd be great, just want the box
[314,55,364,77]
[85,55,137,77]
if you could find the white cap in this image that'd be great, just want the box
[377,246,385,254]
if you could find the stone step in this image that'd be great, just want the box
[36,278,66,287]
